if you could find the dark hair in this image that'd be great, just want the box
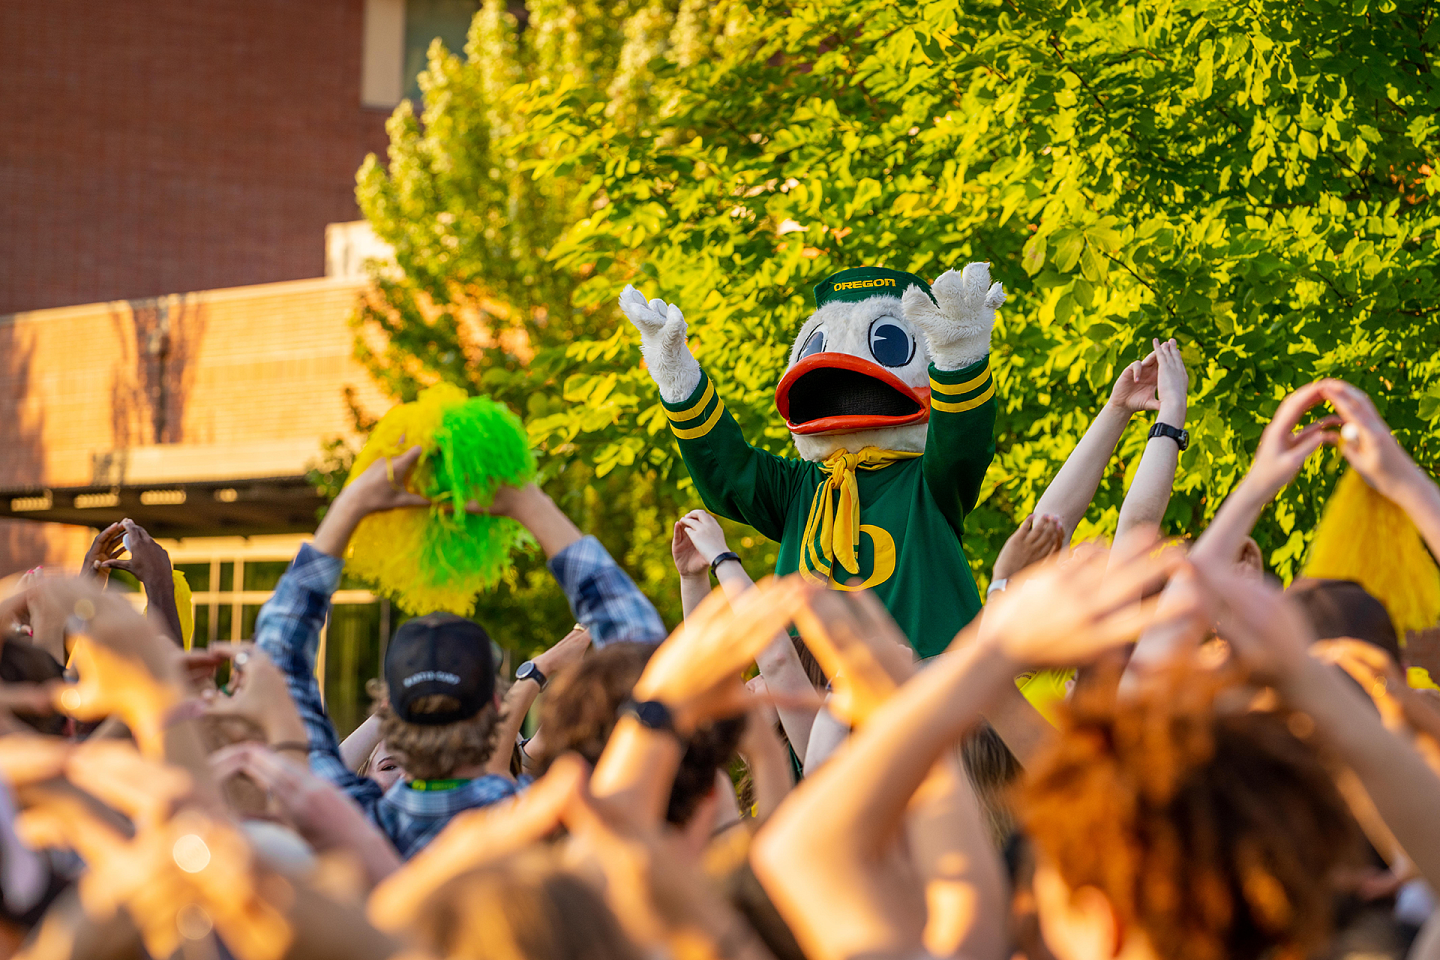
[1287,578,1401,662]
[0,642,64,736]
[532,641,745,825]
[1022,672,1362,960]
[414,851,641,960]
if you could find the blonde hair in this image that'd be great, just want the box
[377,696,499,781]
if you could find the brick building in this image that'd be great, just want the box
[0,0,482,733]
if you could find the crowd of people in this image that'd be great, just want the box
[2,340,1440,960]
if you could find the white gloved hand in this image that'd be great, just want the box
[901,262,1006,371]
[619,285,702,403]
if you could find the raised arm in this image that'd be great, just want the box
[1194,558,1440,893]
[1188,382,1337,572]
[1320,379,1440,564]
[1033,348,1158,542]
[621,286,808,541]
[677,510,820,757]
[1113,339,1189,541]
[256,446,430,811]
[752,538,1179,960]
[478,483,666,645]
[904,263,1003,531]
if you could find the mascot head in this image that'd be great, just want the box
[776,267,933,461]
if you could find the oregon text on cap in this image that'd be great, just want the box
[830,277,897,291]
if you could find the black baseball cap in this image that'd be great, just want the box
[384,613,496,726]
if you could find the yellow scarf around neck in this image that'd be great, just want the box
[801,447,921,579]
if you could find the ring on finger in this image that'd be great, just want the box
[385,457,399,491]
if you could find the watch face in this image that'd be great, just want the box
[1179,429,1191,450]
[516,662,537,681]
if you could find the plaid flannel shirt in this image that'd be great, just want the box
[254,535,665,858]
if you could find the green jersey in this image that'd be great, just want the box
[661,357,996,659]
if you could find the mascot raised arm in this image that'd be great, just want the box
[621,264,1004,658]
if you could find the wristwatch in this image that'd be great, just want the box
[515,660,548,689]
[1148,421,1190,451]
[620,698,678,736]
[709,551,741,577]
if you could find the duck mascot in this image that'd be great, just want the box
[620,263,1004,658]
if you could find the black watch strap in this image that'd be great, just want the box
[1148,421,1190,451]
[516,660,548,689]
[620,698,678,736]
[710,551,741,577]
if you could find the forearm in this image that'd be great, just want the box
[1114,438,1180,540]
[680,574,711,619]
[485,680,541,778]
[980,680,1052,768]
[1391,469,1440,569]
[909,755,1009,960]
[504,484,583,559]
[1189,477,1269,569]
[1281,653,1440,888]
[800,636,1012,845]
[589,717,684,824]
[340,713,384,772]
[756,636,820,760]
[802,704,849,776]
[714,560,757,601]
[141,574,184,647]
[1034,403,1132,539]
[744,728,794,823]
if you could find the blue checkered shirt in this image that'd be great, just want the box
[254,536,665,858]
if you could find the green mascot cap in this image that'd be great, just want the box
[812,266,935,309]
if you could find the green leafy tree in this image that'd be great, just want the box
[352,0,1440,654]
[347,0,762,653]
[522,0,1440,582]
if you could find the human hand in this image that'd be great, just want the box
[98,519,173,589]
[678,510,731,565]
[631,575,817,735]
[210,743,400,885]
[1185,556,1312,683]
[532,625,592,680]
[81,521,126,584]
[992,513,1065,583]
[203,645,306,745]
[1241,382,1342,500]
[793,590,916,727]
[1319,380,1425,501]
[337,445,432,517]
[1153,337,1189,424]
[979,530,1185,668]
[671,517,710,579]
[1108,350,1160,414]
[618,285,702,403]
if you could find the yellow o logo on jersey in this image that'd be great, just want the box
[799,525,897,591]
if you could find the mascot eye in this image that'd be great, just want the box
[798,329,826,360]
[869,319,915,367]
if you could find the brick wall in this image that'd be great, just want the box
[0,0,392,315]
[0,277,392,571]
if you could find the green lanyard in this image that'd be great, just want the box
[408,778,472,792]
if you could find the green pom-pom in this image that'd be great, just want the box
[420,397,537,595]
[345,388,537,615]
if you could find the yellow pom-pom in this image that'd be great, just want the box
[1303,470,1440,636]
[1408,666,1440,692]
[172,570,194,648]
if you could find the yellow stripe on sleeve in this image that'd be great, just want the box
[929,366,990,398]
[931,380,995,413]
[665,379,716,422]
[670,401,726,439]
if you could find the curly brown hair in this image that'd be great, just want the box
[532,642,744,825]
[378,695,500,782]
[1021,672,1363,960]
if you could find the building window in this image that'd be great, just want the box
[362,0,479,108]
